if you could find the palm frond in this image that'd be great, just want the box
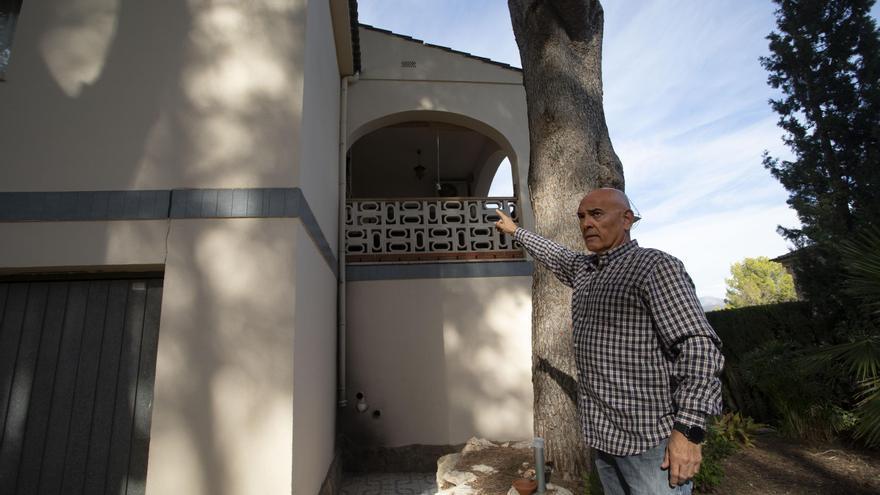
[839,228,880,315]
[803,335,880,381]
[853,386,880,447]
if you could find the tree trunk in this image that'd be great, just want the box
[508,0,624,480]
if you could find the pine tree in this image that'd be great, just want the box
[761,0,880,307]
[724,257,798,309]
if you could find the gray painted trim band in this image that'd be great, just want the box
[346,260,534,281]
[0,188,338,276]
[169,188,301,219]
[0,190,171,221]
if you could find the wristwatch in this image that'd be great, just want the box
[673,422,705,444]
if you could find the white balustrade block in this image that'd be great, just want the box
[345,198,521,258]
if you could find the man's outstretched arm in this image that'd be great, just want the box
[495,209,583,288]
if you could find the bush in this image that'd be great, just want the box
[713,412,763,448]
[734,339,853,436]
[706,302,834,363]
[694,414,750,493]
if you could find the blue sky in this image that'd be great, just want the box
[356,1,877,300]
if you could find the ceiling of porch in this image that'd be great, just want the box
[348,121,508,198]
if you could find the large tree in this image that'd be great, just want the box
[761,0,880,308]
[508,0,623,479]
[724,257,798,309]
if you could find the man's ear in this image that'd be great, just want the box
[622,209,635,230]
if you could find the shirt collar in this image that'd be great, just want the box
[588,239,639,270]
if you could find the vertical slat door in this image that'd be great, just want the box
[0,278,163,495]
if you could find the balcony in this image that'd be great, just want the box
[345,197,523,263]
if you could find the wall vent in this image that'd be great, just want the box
[401,60,417,68]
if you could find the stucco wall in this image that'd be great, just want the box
[0,0,307,191]
[0,220,168,271]
[347,27,534,228]
[148,218,298,495]
[292,222,337,495]
[344,276,534,446]
[358,27,522,84]
[1,1,341,492]
[299,0,341,255]
[288,3,341,492]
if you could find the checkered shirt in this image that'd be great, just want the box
[514,228,724,456]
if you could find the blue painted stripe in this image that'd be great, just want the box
[0,188,337,277]
[0,190,172,221]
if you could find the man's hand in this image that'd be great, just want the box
[494,209,518,235]
[662,430,702,487]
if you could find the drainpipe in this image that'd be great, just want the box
[338,72,359,407]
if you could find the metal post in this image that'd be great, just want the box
[533,437,546,493]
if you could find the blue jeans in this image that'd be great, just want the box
[594,438,693,495]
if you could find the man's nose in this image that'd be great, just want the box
[580,218,593,231]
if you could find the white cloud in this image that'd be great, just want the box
[636,204,798,298]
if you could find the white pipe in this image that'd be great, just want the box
[338,72,358,407]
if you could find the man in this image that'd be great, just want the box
[495,188,723,495]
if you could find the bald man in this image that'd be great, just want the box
[495,189,724,495]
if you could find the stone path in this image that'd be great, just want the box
[340,473,438,495]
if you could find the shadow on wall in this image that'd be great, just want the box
[151,219,300,495]
[343,277,533,450]
[2,0,190,189]
[2,1,309,494]
[3,0,306,190]
[445,279,533,440]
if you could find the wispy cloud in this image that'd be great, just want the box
[356,0,829,298]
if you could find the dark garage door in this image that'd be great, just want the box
[0,277,163,495]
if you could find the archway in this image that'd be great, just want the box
[347,111,518,199]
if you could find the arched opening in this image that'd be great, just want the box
[348,121,515,199]
[344,113,523,263]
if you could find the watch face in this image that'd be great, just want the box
[674,422,705,443]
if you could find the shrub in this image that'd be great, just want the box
[694,415,747,493]
[706,302,834,364]
[734,339,852,439]
[713,412,763,448]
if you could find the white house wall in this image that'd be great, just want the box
[345,276,534,446]
[148,218,299,495]
[0,0,306,191]
[356,27,522,84]
[292,219,337,495]
[299,0,342,256]
[0,0,341,493]
[290,1,341,493]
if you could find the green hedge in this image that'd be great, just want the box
[706,301,838,421]
[706,301,834,364]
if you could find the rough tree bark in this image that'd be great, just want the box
[508,0,624,479]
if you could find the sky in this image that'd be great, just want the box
[355,1,877,301]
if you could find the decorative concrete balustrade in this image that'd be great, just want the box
[345,198,524,263]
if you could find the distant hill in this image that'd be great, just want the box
[700,296,725,312]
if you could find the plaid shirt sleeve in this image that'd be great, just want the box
[513,227,583,288]
[644,254,725,429]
